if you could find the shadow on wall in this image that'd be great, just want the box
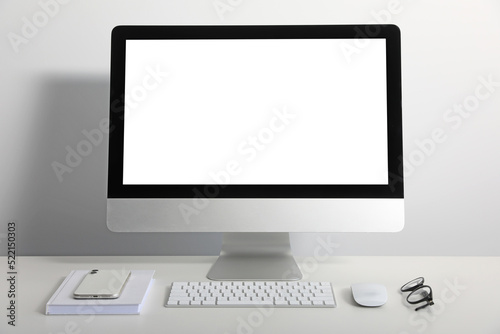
[19,75,221,256]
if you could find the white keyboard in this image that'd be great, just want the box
[166,281,336,308]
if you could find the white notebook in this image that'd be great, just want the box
[46,270,154,315]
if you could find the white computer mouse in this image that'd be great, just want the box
[351,283,387,307]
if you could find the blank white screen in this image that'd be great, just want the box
[123,39,388,185]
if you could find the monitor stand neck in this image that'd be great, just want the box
[207,232,302,281]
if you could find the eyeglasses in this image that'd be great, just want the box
[401,277,434,311]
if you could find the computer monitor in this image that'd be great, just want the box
[107,25,403,280]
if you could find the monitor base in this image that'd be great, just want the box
[207,232,302,281]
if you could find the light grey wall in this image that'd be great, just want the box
[1,0,499,256]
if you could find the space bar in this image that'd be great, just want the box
[217,300,273,306]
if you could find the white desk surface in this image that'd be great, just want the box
[1,256,499,334]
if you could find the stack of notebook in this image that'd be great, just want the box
[46,270,154,315]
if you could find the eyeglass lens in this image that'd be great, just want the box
[407,286,431,303]
[401,277,424,292]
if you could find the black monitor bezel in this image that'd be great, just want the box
[108,25,403,199]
